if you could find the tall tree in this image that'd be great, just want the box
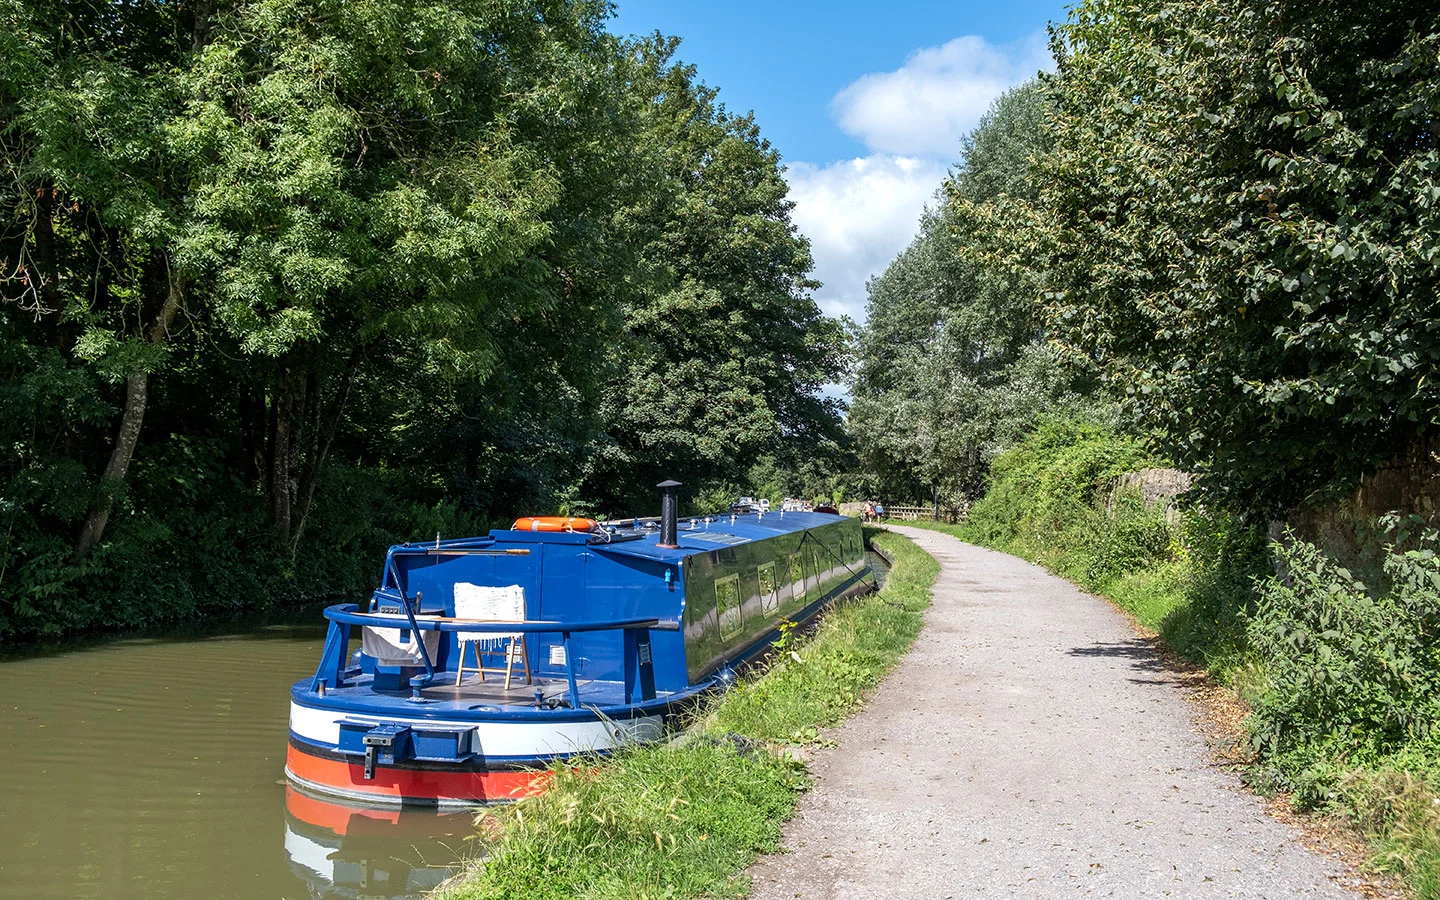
[174,0,621,545]
[1027,0,1440,514]
[587,37,846,511]
[0,0,202,560]
[849,83,1098,504]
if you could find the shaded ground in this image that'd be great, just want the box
[746,525,1363,899]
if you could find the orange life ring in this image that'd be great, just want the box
[511,516,597,533]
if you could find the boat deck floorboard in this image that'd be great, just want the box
[320,674,654,714]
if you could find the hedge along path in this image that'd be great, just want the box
[746,524,1359,899]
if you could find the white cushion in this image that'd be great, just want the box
[362,620,441,665]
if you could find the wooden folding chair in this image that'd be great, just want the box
[453,583,532,690]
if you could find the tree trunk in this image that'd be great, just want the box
[191,0,214,54]
[289,346,367,553]
[31,187,62,316]
[238,384,266,484]
[271,375,294,545]
[72,269,183,561]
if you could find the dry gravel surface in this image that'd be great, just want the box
[746,524,1360,899]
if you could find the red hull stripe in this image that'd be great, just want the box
[285,743,551,805]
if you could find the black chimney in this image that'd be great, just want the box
[657,479,681,548]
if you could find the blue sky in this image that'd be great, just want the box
[609,0,1070,326]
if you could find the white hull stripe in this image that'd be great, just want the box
[288,702,664,759]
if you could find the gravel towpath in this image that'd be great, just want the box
[745,524,1358,899]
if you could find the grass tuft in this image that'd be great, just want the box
[445,742,807,900]
[1344,768,1440,894]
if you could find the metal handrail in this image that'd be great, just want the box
[317,604,672,707]
[323,604,667,633]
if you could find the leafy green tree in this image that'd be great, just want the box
[850,83,1100,504]
[587,37,847,512]
[1028,0,1440,514]
[176,0,625,545]
[1,0,201,561]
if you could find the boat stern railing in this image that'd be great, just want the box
[311,605,678,709]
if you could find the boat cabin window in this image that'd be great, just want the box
[758,562,778,614]
[716,574,742,639]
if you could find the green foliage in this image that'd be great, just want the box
[0,444,486,641]
[687,481,740,517]
[1249,534,1440,793]
[737,453,852,513]
[589,37,848,509]
[1239,530,1440,895]
[961,419,1159,566]
[1153,509,1267,673]
[1023,0,1440,514]
[850,83,1104,504]
[0,2,846,643]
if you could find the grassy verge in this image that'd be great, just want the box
[903,419,1440,897]
[435,528,938,900]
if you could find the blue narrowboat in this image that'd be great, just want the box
[286,484,873,806]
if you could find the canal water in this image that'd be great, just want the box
[864,548,891,584]
[0,552,890,900]
[0,624,474,900]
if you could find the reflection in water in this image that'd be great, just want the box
[0,625,474,900]
[864,549,891,585]
[283,788,470,900]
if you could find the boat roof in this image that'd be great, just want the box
[488,510,851,564]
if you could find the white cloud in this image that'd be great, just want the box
[831,33,1052,157]
[786,155,951,325]
[784,32,1051,332]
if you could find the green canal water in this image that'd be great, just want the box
[0,623,473,900]
[0,554,889,899]
[864,548,891,583]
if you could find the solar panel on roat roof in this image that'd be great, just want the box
[681,533,750,545]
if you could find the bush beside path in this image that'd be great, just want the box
[746,524,1360,899]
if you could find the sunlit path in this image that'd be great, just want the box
[747,524,1358,899]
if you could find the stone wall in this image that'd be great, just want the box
[1109,467,1193,524]
[1117,468,1194,506]
[1280,436,1440,572]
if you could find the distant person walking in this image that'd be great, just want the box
[863,500,875,522]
